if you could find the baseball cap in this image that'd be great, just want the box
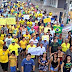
[12,40,15,43]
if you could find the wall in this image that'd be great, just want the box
[58,0,66,8]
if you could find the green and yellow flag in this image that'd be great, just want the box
[53,26,62,33]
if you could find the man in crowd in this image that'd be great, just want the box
[21,53,35,72]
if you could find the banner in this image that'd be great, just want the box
[62,24,72,32]
[28,47,46,56]
[0,18,6,25]
[0,18,16,25]
[43,18,51,23]
[42,35,49,41]
[6,18,16,25]
[24,15,29,19]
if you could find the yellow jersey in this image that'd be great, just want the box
[23,34,31,44]
[61,43,70,52]
[0,49,10,63]
[8,43,20,56]
[0,40,4,49]
[9,55,17,67]
[20,40,27,49]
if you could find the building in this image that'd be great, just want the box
[44,0,72,9]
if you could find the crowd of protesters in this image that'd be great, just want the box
[0,1,72,72]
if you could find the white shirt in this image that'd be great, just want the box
[37,46,46,55]
[5,37,12,47]
[50,29,55,37]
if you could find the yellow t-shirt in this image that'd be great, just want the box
[27,21,32,26]
[26,45,36,58]
[23,34,31,44]
[11,9,14,13]
[9,25,14,33]
[0,40,4,49]
[13,28,19,35]
[61,43,70,52]
[0,34,5,40]
[20,40,27,49]
[39,26,44,32]
[9,55,17,67]
[19,20,25,25]
[0,49,10,63]
[12,38,18,44]
[8,43,20,56]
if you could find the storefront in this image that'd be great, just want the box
[44,0,66,8]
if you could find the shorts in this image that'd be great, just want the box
[10,66,16,72]
[20,48,26,53]
[50,66,58,71]
[1,62,8,71]
[60,61,62,65]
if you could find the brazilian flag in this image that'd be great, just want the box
[53,26,62,33]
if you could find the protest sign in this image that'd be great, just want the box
[28,47,46,56]
[6,18,16,25]
[42,35,49,41]
[0,18,6,25]
[24,15,29,19]
[43,18,51,23]
[62,24,72,32]
[28,47,40,55]
[0,18,16,25]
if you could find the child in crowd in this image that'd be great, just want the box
[9,51,17,72]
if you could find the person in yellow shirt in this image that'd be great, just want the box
[27,20,32,26]
[8,41,20,56]
[61,39,70,52]
[9,51,17,72]
[23,31,31,44]
[0,45,10,72]
[12,35,18,44]
[19,18,25,25]
[26,40,36,59]
[8,41,20,69]
[0,30,6,41]
[19,37,27,58]
[39,23,44,33]
[0,37,4,49]
[9,25,14,36]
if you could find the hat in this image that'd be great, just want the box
[12,40,15,43]
[44,38,47,40]
[29,39,34,43]
[43,52,47,54]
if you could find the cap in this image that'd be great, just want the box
[43,52,47,54]
[29,39,34,43]
[44,38,47,40]
[12,40,15,43]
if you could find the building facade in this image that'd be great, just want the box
[44,0,72,8]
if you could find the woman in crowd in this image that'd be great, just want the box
[61,55,72,72]
[49,53,60,72]
[38,52,49,72]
